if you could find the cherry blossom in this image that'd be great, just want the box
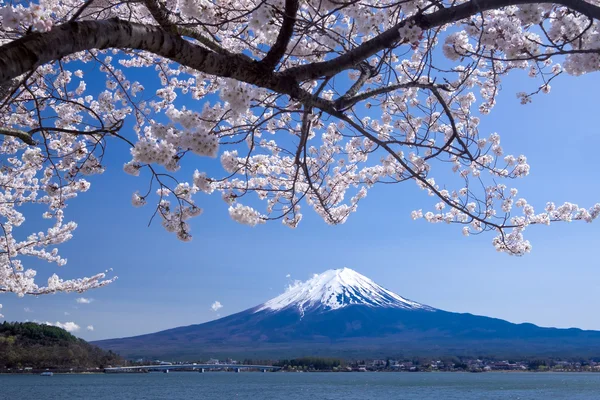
[1,0,600,313]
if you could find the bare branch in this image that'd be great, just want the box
[0,127,35,145]
[69,0,95,22]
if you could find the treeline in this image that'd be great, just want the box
[275,357,344,371]
[0,322,123,369]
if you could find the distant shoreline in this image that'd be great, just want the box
[2,370,600,375]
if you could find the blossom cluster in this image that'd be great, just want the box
[0,3,52,32]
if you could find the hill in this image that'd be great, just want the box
[93,268,600,360]
[0,322,123,369]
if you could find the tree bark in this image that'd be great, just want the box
[0,19,279,89]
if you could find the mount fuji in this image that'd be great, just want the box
[94,268,600,360]
[256,268,434,314]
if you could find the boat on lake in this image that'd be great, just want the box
[40,371,54,376]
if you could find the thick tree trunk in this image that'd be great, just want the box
[0,19,279,90]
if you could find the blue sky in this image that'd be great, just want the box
[1,64,599,341]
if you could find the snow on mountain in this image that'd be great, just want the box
[255,268,435,314]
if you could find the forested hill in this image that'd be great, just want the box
[0,322,123,369]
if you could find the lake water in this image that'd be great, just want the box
[2,372,600,399]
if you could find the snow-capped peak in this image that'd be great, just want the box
[255,268,434,314]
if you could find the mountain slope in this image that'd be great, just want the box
[93,269,600,360]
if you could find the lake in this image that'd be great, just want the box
[2,372,600,399]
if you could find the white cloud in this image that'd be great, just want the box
[76,297,93,304]
[86,325,94,331]
[45,321,80,333]
[24,307,33,313]
[211,301,223,312]
[64,312,70,316]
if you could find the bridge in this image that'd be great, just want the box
[104,364,282,373]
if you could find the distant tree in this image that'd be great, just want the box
[451,361,466,370]
[1,0,600,311]
[279,357,343,370]
[528,359,547,370]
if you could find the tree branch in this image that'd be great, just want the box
[69,0,95,22]
[334,81,450,111]
[334,62,377,109]
[426,86,474,161]
[0,127,36,145]
[143,0,230,54]
[260,0,299,70]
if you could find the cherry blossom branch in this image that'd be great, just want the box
[283,0,600,81]
[318,104,507,233]
[1,0,599,106]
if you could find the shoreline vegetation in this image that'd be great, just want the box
[5,357,594,374]
[2,369,600,375]
[0,322,123,370]
[259,357,600,373]
[3,323,600,374]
